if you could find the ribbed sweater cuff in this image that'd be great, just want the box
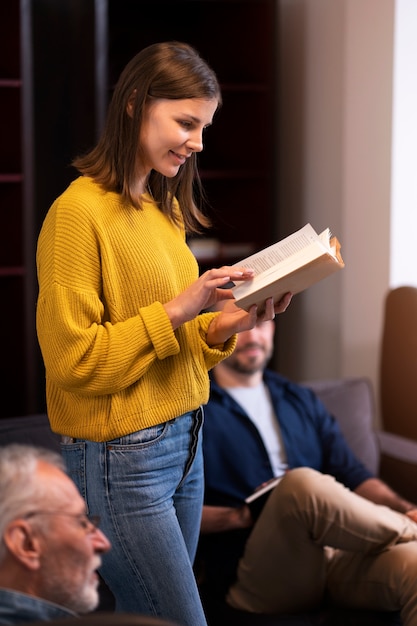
[139,302,180,359]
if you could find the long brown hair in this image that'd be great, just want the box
[73,41,221,233]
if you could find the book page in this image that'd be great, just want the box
[233,224,332,278]
[232,225,334,298]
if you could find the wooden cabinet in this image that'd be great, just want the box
[0,1,26,416]
[107,0,278,268]
[1,0,278,417]
[0,0,96,417]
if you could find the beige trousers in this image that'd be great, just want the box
[227,468,417,625]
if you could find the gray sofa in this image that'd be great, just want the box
[0,376,414,625]
[0,413,61,452]
[305,377,380,475]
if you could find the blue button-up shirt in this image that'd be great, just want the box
[0,588,76,624]
[203,370,373,508]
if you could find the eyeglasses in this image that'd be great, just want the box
[24,511,101,533]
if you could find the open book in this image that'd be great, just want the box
[232,223,345,312]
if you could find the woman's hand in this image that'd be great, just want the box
[206,293,292,346]
[163,266,255,330]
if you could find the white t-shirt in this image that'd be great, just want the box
[227,383,288,477]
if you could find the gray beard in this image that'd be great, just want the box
[40,571,99,614]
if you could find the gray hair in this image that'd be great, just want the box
[0,444,66,562]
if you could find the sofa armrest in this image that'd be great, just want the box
[378,431,417,462]
[377,431,417,504]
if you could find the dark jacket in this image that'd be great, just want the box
[199,370,373,593]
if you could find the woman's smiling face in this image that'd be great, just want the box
[138,97,219,180]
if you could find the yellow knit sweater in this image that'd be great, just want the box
[36,176,236,441]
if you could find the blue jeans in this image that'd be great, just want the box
[61,408,207,626]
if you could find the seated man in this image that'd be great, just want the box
[200,318,417,624]
[0,443,111,624]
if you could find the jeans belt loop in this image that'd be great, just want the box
[61,435,75,444]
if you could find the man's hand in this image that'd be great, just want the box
[201,504,254,534]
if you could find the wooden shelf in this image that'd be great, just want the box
[0,79,22,87]
[200,170,268,180]
[0,174,23,183]
[0,0,278,417]
[220,83,270,93]
[0,267,25,277]
[106,0,278,259]
[0,0,26,416]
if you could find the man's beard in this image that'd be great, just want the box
[40,558,101,614]
[228,343,272,375]
[43,574,99,614]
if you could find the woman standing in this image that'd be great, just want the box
[36,41,291,625]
